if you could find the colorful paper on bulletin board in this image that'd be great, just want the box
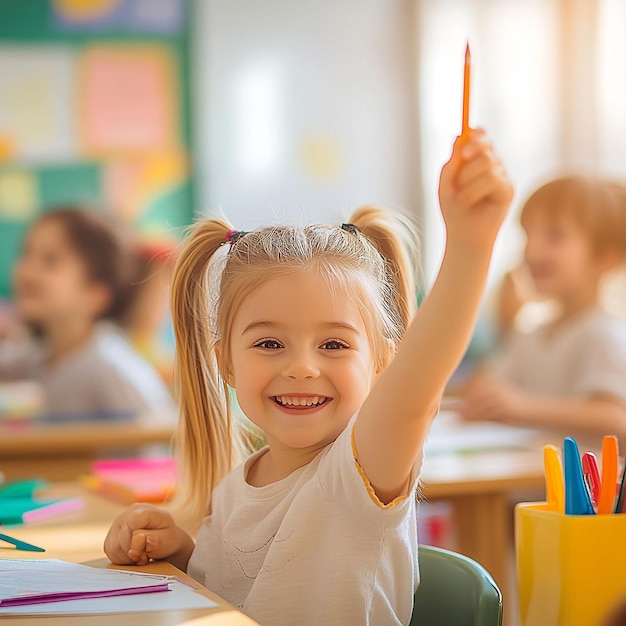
[52,0,184,35]
[103,151,188,224]
[0,46,77,163]
[78,45,179,155]
[0,170,39,220]
[137,177,192,234]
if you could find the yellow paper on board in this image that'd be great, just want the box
[0,170,39,219]
[299,134,342,182]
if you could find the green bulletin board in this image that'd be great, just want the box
[0,0,194,297]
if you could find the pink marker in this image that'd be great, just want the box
[22,497,84,523]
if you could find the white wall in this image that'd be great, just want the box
[192,0,419,230]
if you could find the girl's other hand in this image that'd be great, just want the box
[439,129,513,253]
[104,504,189,567]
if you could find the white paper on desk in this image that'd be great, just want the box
[0,559,168,604]
[425,411,539,455]
[0,560,217,615]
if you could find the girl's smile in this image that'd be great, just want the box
[271,394,332,412]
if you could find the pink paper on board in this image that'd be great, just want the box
[79,46,179,154]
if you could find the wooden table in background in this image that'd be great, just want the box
[422,448,545,589]
[0,419,176,482]
[0,484,257,625]
[421,415,558,626]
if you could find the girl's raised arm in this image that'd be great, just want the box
[353,129,513,504]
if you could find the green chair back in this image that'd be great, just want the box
[410,545,503,626]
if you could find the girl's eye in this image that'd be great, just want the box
[321,339,349,350]
[253,338,284,350]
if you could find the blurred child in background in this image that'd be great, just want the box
[461,176,626,440]
[0,206,175,419]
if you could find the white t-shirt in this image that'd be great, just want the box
[0,322,175,417]
[490,307,626,404]
[187,421,421,626]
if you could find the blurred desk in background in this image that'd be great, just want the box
[0,419,175,482]
[421,413,548,624]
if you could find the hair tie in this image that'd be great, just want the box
[225,230,247,245]
[340,223,360,236]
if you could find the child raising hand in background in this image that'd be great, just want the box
[105,130,512,626]
[462,176,626,441]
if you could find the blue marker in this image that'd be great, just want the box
[563,437,595,515]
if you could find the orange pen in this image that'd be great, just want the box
[461,42,471,141]
[598,435,619,514]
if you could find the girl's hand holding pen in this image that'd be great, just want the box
[104,504,194,570]
[439,128,513,252]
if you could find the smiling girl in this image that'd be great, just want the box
[104,131,513,625]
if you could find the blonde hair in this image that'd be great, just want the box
[170,206,419,530]
[520,176,626,256]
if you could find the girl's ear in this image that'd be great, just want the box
[376,338,396,376]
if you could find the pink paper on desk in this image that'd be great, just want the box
[87,457,176,504]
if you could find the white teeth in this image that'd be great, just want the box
[275,396,327,407]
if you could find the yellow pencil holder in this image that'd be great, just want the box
[516,502,626,626]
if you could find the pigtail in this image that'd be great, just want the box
[349,205,420,332]
[169,219,248,532]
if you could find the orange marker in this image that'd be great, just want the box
[461,42,471,141]
[598,435,619,514]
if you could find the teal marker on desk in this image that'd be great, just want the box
[564,437,595,515]
[0,532,45,552]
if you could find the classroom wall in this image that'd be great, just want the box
[193,0,421,230]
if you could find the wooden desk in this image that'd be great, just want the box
[0,485,257,625]
[422,449,544,586]
[0,419,176,482]
[421,417,553,626]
